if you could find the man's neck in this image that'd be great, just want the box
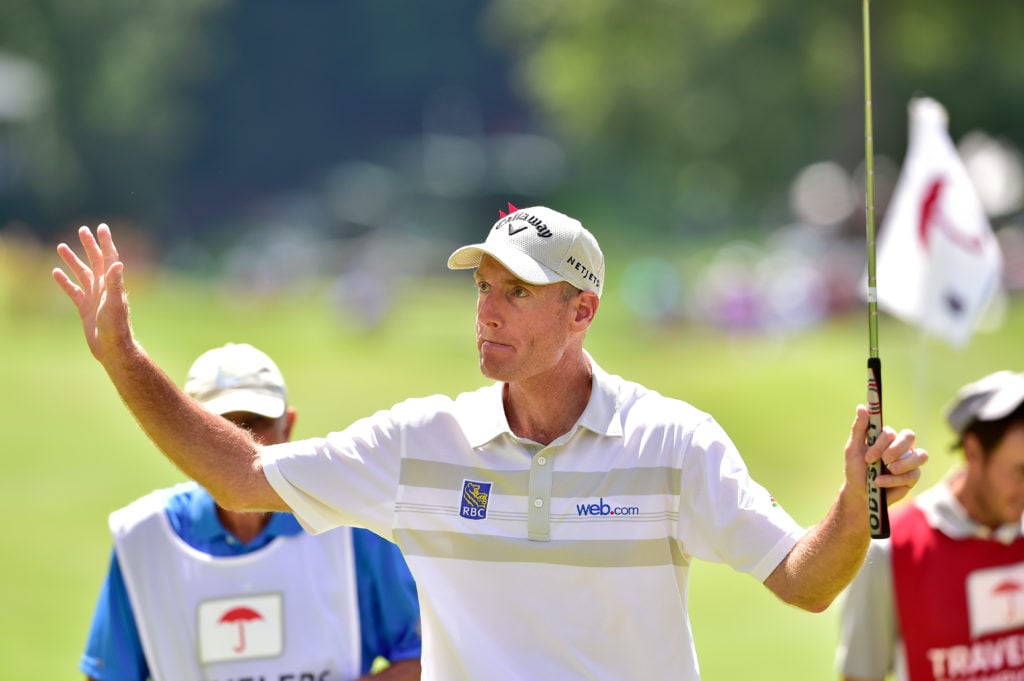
[503,356,594,445]
[950,469,1003,531]
[217,506,273,545]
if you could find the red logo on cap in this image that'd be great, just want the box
[497,202,519,219]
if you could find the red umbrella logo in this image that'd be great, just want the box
[219,606,264,653]
[992,580,1024,622]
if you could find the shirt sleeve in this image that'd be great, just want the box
[80,549,149,681]
[675,415,807,581]
[836,539,897,679]
[352,528,422,672]
[262,396,451,539]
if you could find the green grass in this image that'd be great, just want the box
[3,253,1021,680]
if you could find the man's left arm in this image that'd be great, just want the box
[353,530,422,679]
[763,405,925,611]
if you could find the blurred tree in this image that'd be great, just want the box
[0,0,231,234]
[3,0,1021,243]
[0,1,526,240]
[176,1,527,237]
[481,0,1024,234]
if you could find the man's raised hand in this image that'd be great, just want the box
[53,224,133,363]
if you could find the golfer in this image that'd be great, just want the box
[837,370,1024,681]
[55,205,926,681]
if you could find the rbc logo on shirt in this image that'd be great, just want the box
[461,480,492,520]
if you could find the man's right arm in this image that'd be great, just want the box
[103,342,285,511]
[54,224,285,512]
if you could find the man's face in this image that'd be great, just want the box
[473,255,579,384]
[970,422,1024,527]
[222,411,291,446]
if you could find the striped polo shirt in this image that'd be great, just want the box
[263,357,805,681]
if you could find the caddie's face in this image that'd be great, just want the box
[473,255,580,383]
[973,422,1024,527]
[222,411,292,446]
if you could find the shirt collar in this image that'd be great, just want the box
[188,485,303,544]
[458,351,624,448]
[576,355,624,438]
[917,469,1024,545]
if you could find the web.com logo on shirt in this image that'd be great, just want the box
[576,498,640,517]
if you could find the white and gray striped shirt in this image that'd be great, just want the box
[264,357,805,681]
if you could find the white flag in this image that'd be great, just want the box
[874,97,1004,349]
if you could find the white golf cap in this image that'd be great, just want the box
[945,370,1024,438]
[184,343,287,418]
[447,205,605,297]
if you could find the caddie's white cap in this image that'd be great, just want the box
[184,343,287,418]
[447,205,605,298]
[945,370,1024,438]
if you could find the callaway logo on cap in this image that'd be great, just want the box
[447,204,605,297]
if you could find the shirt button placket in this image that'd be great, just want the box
[527,449,553,541]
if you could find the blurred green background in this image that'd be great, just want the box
[2,1,1023,679]
[4,254,1022,679]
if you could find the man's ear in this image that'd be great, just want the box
[283,408,298,441]
[963,432,984,469]
[574,291,600,327]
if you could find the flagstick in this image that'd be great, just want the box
[863,0,890,539]
[914,327,931,462]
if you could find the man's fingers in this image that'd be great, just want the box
[53,224,125,321]
[863,426,895,463]
[105,261,126,301]
[56,225,123,298]
[51,266,83,303]
[96,223,120,272]
[53,240,92,309]
[883,442,928,475]
[876,472,920,505]
[56,241,93,286]
[879,467,923,487]
[78,225,106,282]
[878,428,916,466]
[847,405,870,449]
[864,424,917,463]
